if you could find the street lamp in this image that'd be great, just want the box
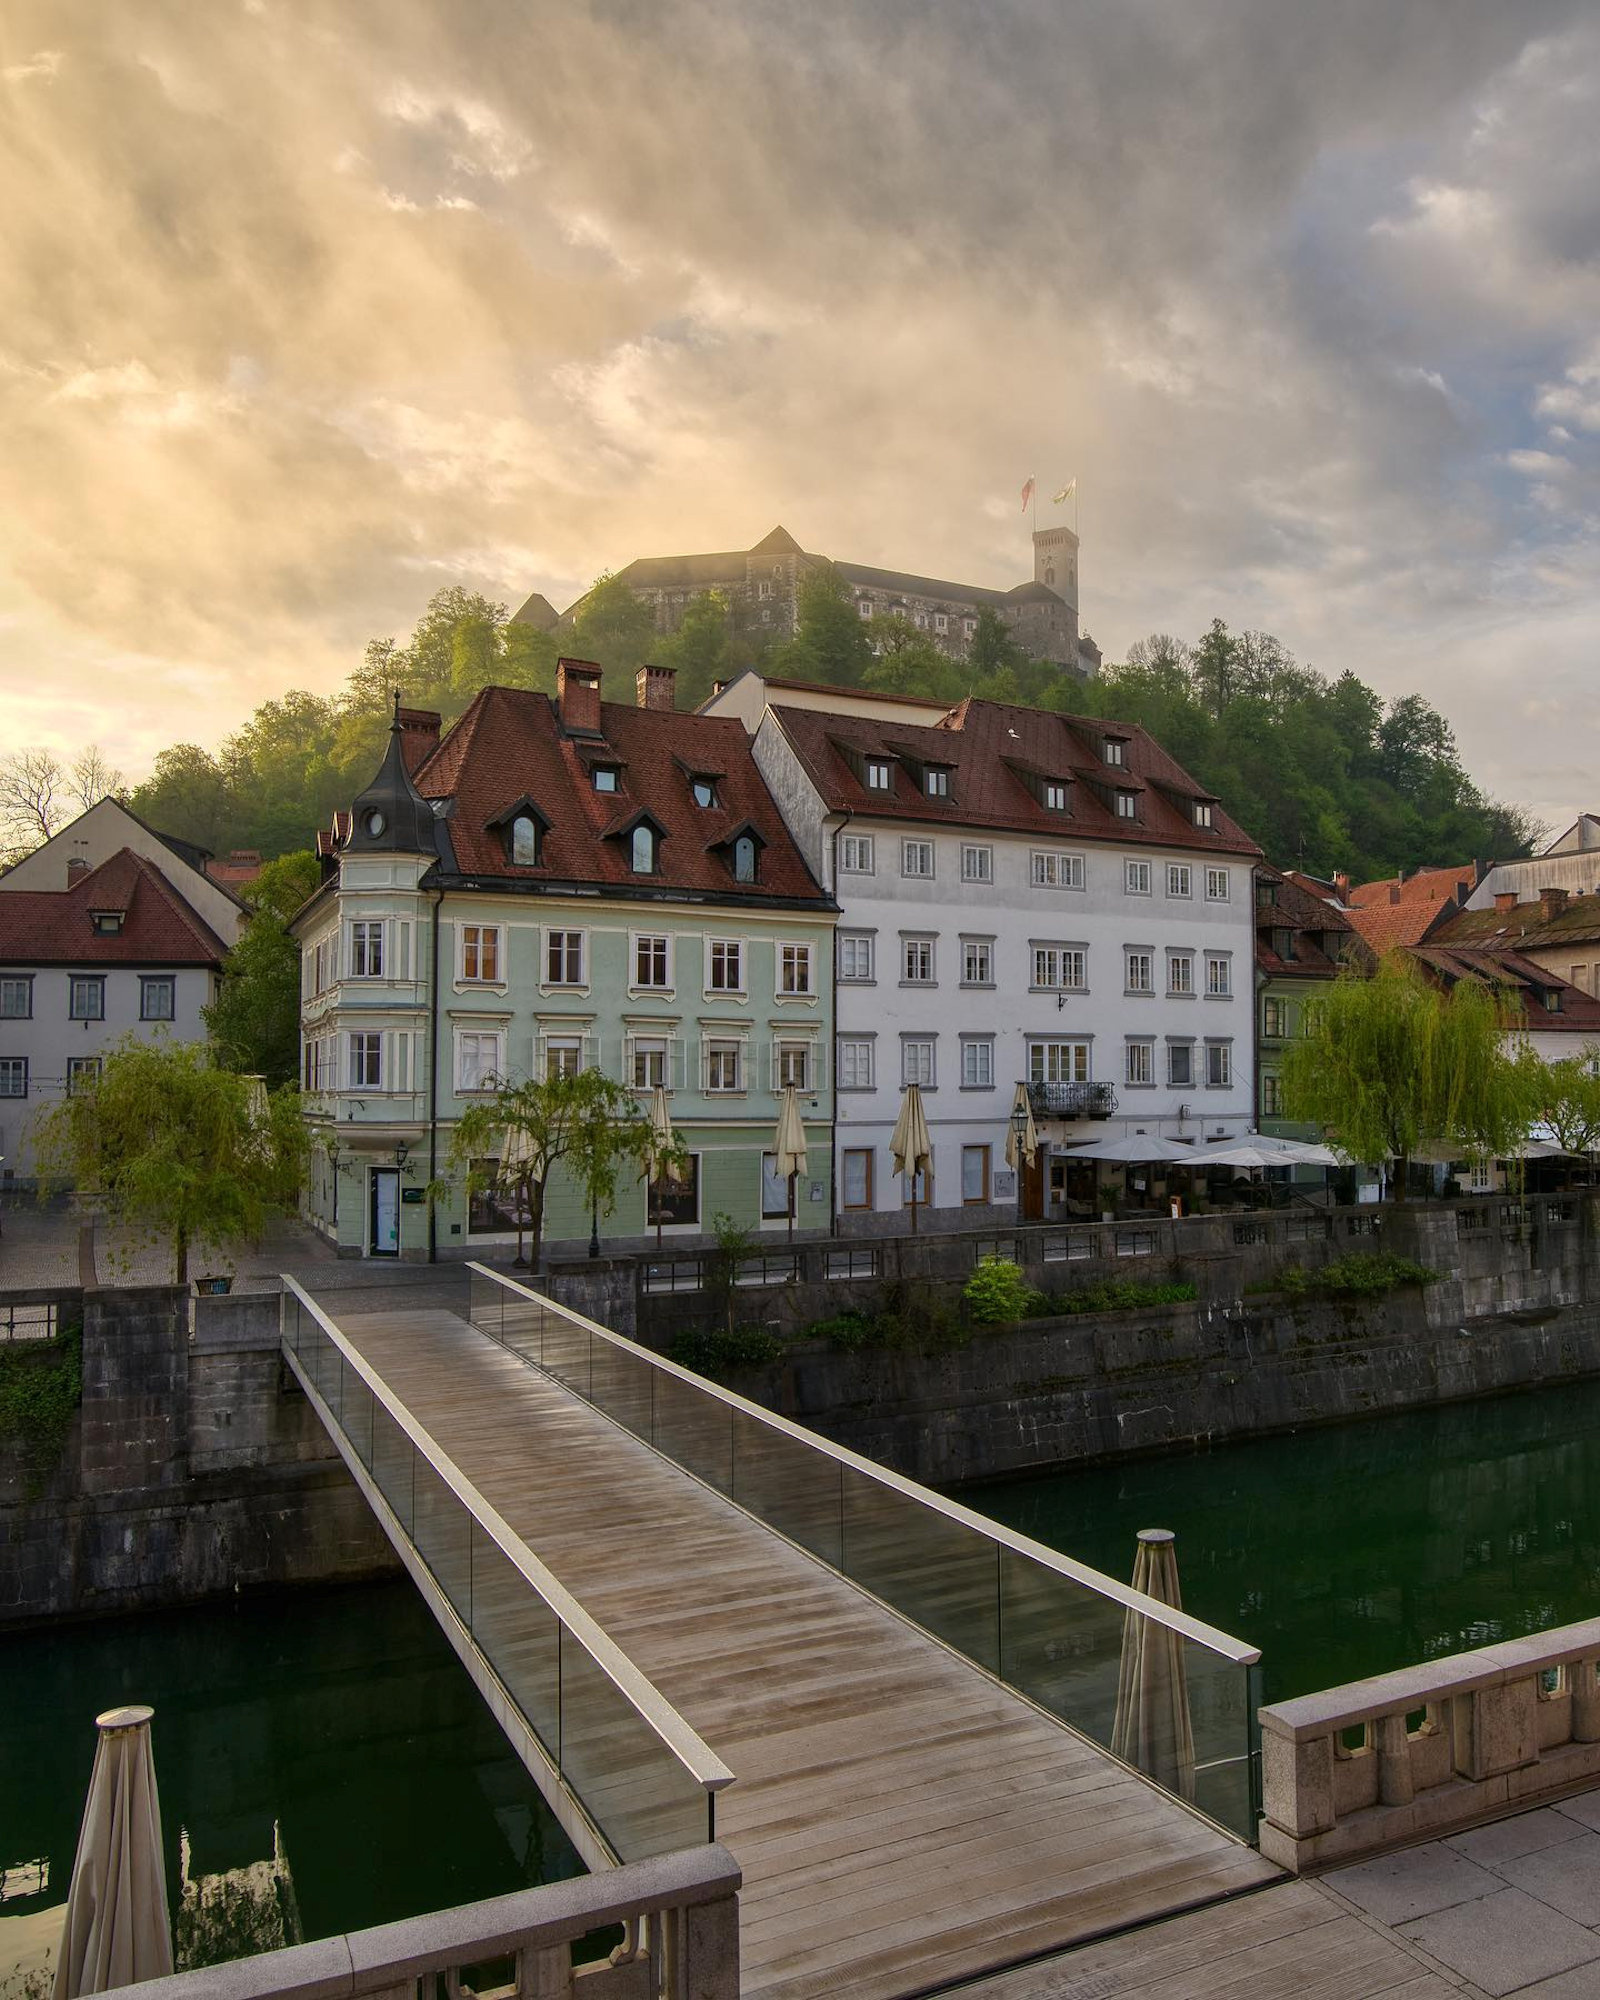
[1010,1099,1030,1228]
[394,1139,410,1173]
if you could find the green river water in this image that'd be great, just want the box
[0,1581,581,1967]
[963,1374,1600,1705]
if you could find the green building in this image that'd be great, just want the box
[1254,863,1365,1140]
[292,663,836,1260]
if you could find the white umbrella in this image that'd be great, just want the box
[500,1121,542,1267]
[1250,1135,1344,1166]
[1111,1531,1196,1803]
[1058,1133,1196,1164]
[645,1086,683,1247]
[1184,1140,1297,1170]
[55,1706,173,1998]
[890,1083,932,1233]
[1004,1081,1039,1177]
[773,1085,808,1242]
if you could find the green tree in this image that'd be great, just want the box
[564,572,658,688]
[1281,957,1540,1198]
[1533,1055,1600,1156]
[447,1068,658,1269]
[770,562,873,686]
[656,588,735,709]
[32,1040,308,1282]
[968,607,1032,680]
[127,744,231,854]
[204,852,321,1085]
[862,616,963,699]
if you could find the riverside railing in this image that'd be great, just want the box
[466,1263,1264,1841]
[280,1277,733,1863]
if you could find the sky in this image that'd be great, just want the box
[3,0,1599,830]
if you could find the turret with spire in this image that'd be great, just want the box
[346,692,441,858]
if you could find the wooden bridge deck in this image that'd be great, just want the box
[330,1304,1277,2000]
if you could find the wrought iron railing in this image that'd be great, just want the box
[1025,1080,1118,1119]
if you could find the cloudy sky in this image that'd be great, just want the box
[3,0,1599,825]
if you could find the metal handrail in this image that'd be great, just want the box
[465,1263,1258,1666]
[280,1275,734,1800]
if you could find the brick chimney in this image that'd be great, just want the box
[1540,886,1569,921]
[66,855,89,883]
[1333,871,1351,901]
[635,663,677,712]
[556,658,604,736]
[1494,891,1518,914]
[397,707,441,773]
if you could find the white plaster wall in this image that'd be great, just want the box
[0,799,244,944]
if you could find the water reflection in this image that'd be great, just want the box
[963,1377,1600,1703]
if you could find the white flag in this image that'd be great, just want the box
[1052,480,1076,505]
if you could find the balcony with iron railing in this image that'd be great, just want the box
[1026,1080,1118,1120]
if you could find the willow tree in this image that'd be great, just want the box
[1534,1054,1600,1157]
[1281,956,1539,1197]
[31,1039,308,1281]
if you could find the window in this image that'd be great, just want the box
[546,931,585,985]
[960,844,993,884]
[962,939,993,985]
[461,925,501,983]
[857,598,873,619]
[1125,950,1154,994]
[632,1036,668,1089]
[838,1039,875,1090]
[349,921,384,977]
[140,976,175,1021]
[1206,1042,1233,1088]
[1168,952,1194,996]
[630,825,657,874]
[67,1056,101,1095]
[1272,927,1297,964]
[90,911,124,936]
[761,1151,793,1217]
[691,778,717,810]
[0,1058,26,1098]
[1114,791,1137,820]
[1125,1040,1154,1087]
[0,977,32,1019]
[1194,801,1214,829]
[69,976,104,1021]
[934,612,948,633]
[778,943,814,996]
[1262,1072,1282,1116]
[904,1158,931,1206]
[1033,945,1087,991]
[838,933,874,982]
[545,1036,583,1079]
[902,1038,935,1087]
[961,1039,994,1088]
[925,767,950,798]
[1102,739,1126,767]
[1205,954,1232,997]
[901,839,934,879]
[704,1040,743,1092]
[732,835,758,883]
[1205,867,1230,901]
[510,814,540,864]
[649,1156,700,1227]
[1029,1041,1090,1083]
[961,1144,991,1204]
[840,833,875,875]
[1042,780,1068,812]
[1031,850,1084,890]
[456,1031,501,1093]
[592,766,619,794]
[1168,1040,1194,1087]
[757,579,774,599]
[865,759,893,791]
[1167,864,1192,898]
[842,1149,874,1210]
[634,934,670,989]
[1125,859,1152,895]
[963,617,976,638]
[902,937,935,984]
[1262,997,1288,1039]
[776,1041,812,1092]
[708,939,744,992]
[350,1032,383,1089]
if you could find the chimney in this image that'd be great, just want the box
[397,707,441,774]
[556,657,604,736]
[1540,886,1569,922]
[711,679,730,699]
[1388,884,1401,906]
[635,662,677,712]
[66,856,89,883]
[1494,892,1518,914]
[1333,871,1350,901]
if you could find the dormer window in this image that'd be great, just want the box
[631,825,657,874]
[865,759,893,792]
[733,835,758,883]
[510,815,540,865]
[1042,780,1068,813]
[1257,880,1278,908]
[691,778,717,810]
[1102,739,1126,767]
[924,767,950,799]
[593,766,620,794]
[1114,791,1137,820]
[90,911,124,936]
[1194,801,1214,829]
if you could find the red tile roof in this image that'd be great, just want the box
[1255,864,1367,980]
[1344,897,1463,954]
[414,685,828,905]
[1343,864,1479,952]
[1406,945,1600,1036]
[0,850,229,966]
[1347,863,1478,910]
[768,697,1262,856]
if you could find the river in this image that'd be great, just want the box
[963,1375,1600,1704]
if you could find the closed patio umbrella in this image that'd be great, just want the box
[773,1085,808,1242]
[1111,1530,1196,1803]
[1005,1082,1039,1178]
[890,1083,932,1233]
[500,1121,543,1267]
[55,1705,173,1998]
[645,1086,683,1248]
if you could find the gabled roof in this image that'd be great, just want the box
[1405,945,1600,1036]
[1255,863,1365,980]
[0,850,228,967]
[768,698,1261,857]
[412,685,828,905]
[1347,863,1479,910]
[511,591,559,630]
[1432,891,1600,952]
[749,524,803,556]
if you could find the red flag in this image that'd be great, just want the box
[1020,476,1036,512]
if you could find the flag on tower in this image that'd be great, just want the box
[1020,476,1036,512]
[1052,480,1076,505]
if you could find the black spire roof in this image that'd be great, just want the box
[347,695,440,858]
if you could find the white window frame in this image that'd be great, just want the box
[1194,802,1214,829]
[901,936,935,985]
[1114,791,1137,820]
[1031,850,1085,890]
[455,1029,503,1094]
[69,976,105,1022]
[1206,866,1231,902]
[865,759,893,792]
[839,833,875,875]
[961,938,994,986]
[707,938,744,994]
[1168,951,1194,996]
[0,976,32,1019]
[632,932,672,992]
[925,768,950,798]
[459,923,502,984]
[350,1031,383,1091]
[1042,780,1068,812]
[1125,1039,1154,1087]
[841,1147,874,1209]
[1206,1041,1233,1088]
[777,942,815,997]
[961,1143,991,1205]
[350,920,384,979]
[1125,949,1154,994]
[960,843,993,884]
[1167,864,1192,898]
[775,1040,813,1092]
[901,838,935,880]
[838,1038,875,1091]
[960,1038,995,1089]
[1125,859,1152,895]
[838,933,875,983]
[1205,953,1232,998]
[703,1038,744,1094]
[544,1034,584,1080]
[545,930,586,987]
[1029,1040,1090,1084]
[1103,739,1126,767]
[1167,1040,1194,1088]
[0,1057,27,1098]
[140,975,175,1022]
[1032,945,1087,993]
[901,1038,935,1088]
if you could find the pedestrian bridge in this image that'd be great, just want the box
[279,1266,1275,2000]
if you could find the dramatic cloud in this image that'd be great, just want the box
[2,0,1598,824]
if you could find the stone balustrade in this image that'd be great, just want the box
[1259,1618,1600,1871]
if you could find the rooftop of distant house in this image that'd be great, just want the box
[1338,861,1484,952]
[0,849,228,966]
[1405,941,1600,1035]
[1255,864,1365,979]
[1433,885,1600,952]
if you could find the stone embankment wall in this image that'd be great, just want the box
[0,1286,396,1626]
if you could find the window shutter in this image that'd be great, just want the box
[669,1036,686,1092]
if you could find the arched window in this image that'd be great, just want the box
[631,825,656,874]
[510,814,539,865]
[733,835,757,884]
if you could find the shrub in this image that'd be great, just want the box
[809,1309,878,1352]
[667,1324,784,1379]
[1314,1252,1440,1297]
[0,1330,83,1500]
[963,1257,1039,1325]
[1054,1279,1198,1315]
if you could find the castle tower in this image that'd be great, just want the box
[1031,524,1079,613]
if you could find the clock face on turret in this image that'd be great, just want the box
[364,809,386,837]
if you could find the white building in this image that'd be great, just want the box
[706,676,1262,1231]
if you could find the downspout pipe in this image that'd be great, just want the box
[428,887,442,1264]
[827,810,851,1241]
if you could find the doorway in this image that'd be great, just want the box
[369,1168,400,1257]
[1023,1147,1046,1222]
